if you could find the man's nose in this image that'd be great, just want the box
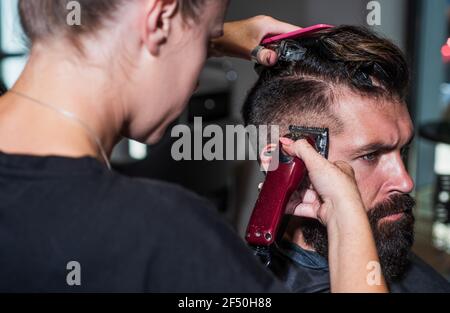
[385,152,415,194]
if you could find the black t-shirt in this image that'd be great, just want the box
[0,152,285,292]
[270,240,450,293]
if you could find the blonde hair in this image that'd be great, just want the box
[19,0,209,46]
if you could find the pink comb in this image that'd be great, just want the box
[261,24,334,45]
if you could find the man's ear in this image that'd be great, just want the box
[259,143,277,173]
[143,0,179,56]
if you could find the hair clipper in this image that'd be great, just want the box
[245,126,329,266]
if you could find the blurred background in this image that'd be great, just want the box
[0,0,449,280]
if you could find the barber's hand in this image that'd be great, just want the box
[280,137,366,226]
[281,138,387,293]
[209,16,299,66]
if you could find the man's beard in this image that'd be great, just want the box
[295,194,416,282]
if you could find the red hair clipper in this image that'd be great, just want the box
[245,126,329,266]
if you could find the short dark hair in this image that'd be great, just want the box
[242,25,410,135]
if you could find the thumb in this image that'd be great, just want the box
[256,48,279,66]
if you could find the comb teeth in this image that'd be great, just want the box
[288,125,329,159]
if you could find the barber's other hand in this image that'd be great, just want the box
[280,137,366,226]
[209,16,299,66]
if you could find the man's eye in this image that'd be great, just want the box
[361,152,378,162]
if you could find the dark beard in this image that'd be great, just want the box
[291,194,416,282]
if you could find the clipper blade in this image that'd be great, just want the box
[287,125,329,159]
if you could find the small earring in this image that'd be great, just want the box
[258,182,263,192]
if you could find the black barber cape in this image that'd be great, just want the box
[0,152,285,292]
[270,240,450,293]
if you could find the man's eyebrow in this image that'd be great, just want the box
[350,132,415,158]
[350,142,395,157]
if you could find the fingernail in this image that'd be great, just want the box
[269,52,278,65]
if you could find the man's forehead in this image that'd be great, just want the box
[333,92,414,152]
